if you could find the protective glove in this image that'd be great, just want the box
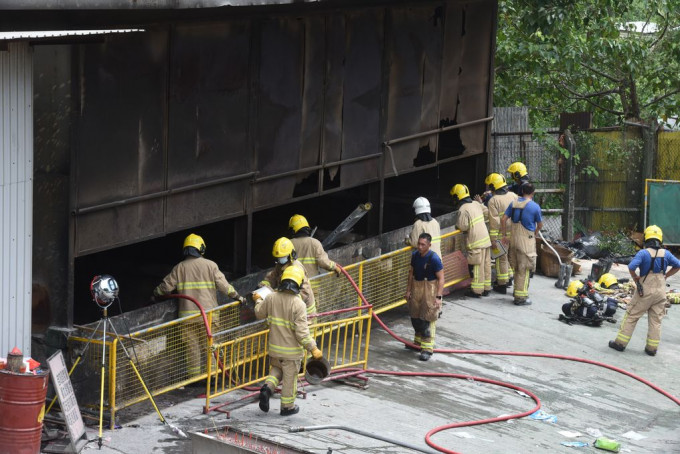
[311,348,323,360]
[237,296,246,304]
[334,265,342,277]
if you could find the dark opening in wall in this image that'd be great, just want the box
[438,116,466,159]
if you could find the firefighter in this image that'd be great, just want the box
[507,162,531,196]
[485,173,518,293]
[404,233,444,361]
[288,214,341,277]
[451,184,492,298]
[608,225,680,356]
[153,234,245,377]
[259,237,316,315]
[407,197,442,258]
[500,183,542,306]
[255,266,323,416]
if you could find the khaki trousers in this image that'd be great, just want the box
[408,280,441,352]
[615,273,667,352]
[264,356,302,410]
[468,247,492,294]
[508,223,536,301]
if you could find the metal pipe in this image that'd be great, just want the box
[383,116,493,147]
[321,203,373,249]
[288,425,439,454]
[74,171,257,215]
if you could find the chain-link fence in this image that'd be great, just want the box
[657,132,680,180]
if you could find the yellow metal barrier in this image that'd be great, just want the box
[67,230,466,426]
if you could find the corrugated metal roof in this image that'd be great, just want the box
[0,29,144,41]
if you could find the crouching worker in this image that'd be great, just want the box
[255,266,323,416]
[405,233,445,362]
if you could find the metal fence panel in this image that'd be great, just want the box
[646,179,680,246]
[657,131,680,180]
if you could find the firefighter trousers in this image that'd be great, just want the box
[508,223,537,302]
[614,273,667,352]
[264,356,302,410]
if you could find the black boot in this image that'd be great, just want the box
[280,405,300,416]
[608,341,625,352]
[493,285,507,294]
[259,385,272,412]
[644,347,657,356]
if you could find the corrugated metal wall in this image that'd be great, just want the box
[0,42,33,356]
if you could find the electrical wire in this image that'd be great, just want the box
[335,265,680,454]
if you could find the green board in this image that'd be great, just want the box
[648,181,680,245]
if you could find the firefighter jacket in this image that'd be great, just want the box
[409,219,442,258]
[154,256,237,316]
[260,259,316,314]
[488,191,518,240]
[291,236,335,276]
[254,290,318,360]
[456,201,491,251]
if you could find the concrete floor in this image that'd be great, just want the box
[67,260,680,454]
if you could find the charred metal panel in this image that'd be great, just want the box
[321,14,345,183]
[384,5,444,173]
[252,17,305,209]
[456,1,493,155]
[75,31,167,255]
[338,10,383,188]
[167,22,251,229]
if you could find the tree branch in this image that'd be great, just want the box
[643,88,680,108]
[578,62,623,83]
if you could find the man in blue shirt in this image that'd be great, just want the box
[405,233,445,361]
[609,225,680,356]
[500,183,542,306]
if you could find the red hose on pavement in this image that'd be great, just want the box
[335,265,680,454]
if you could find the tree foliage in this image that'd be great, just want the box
[495,0,680,128]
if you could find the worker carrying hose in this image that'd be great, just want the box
[608,225,680,356]
[260,237,316,315]
[288,214,342,277]
[484,173,518,294]
[451,183,492,298]
[405,233,445,362]
[153,234,245,377]
[255,266,323,416]
[507,161,531,196]
[500,183,542,306]
[407,197,441,258]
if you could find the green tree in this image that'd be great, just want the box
[495,0,680,128]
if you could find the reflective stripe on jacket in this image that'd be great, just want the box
[457,201,491,250]
[260,260,317,315]
[290,236,335,277]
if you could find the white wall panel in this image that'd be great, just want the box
[0,42,33,357]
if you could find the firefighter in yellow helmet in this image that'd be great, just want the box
[451,183,492,298]
[255,265,323,416]
[407,197,442,258]
[288,215,342,277]
[259,237,316,315]
[153,233,244,377]
[500,183,543,306]
[484,173,518,293]
[609,225,680,356]
[507,162,531,197]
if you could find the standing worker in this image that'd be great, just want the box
[608,225,680,356]
[255,266,323,415]
[288,214,342,277]
[407,197,442,258]
[451,184,492,298]
[153,234,245,377]
[507,162,531,196]
[485,173,518,294]
[500,183,542,306]
[259,237,316,315]
[404,233,444,361]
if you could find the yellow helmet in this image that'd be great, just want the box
[183,233,206,255]
[281,265,305,288]
[644,225,663,242]
[507,162,528,179]
[288,214,310,233]
[272,237,295,258]
[485,173,507,191]
[598,273,618,289]
[566,280,583,297]
[449,184,470,202]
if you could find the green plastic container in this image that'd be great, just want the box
[594,437,621,452]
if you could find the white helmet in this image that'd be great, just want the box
[413,197,431,215]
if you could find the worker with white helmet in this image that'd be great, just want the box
[407,197,441,258]
[608,225,680,356]
[153,233,244,377]
[288,214,341,277]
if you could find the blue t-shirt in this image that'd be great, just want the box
[628,248,680,276]
[410,250,444,281]
[504,198,542,231]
